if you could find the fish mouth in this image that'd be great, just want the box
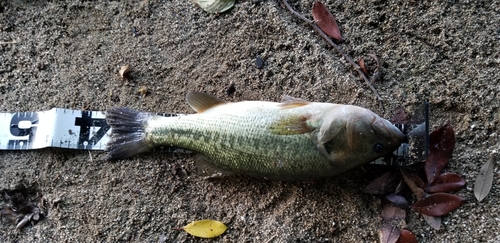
[372,119,407,148]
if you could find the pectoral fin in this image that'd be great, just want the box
[186,91,227,113]
[269,115,314,135]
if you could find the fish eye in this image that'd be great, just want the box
[374,143,384,153]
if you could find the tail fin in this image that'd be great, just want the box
[105,108,154,160]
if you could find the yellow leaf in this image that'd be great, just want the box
[182,219,227,238]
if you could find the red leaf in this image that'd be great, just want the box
[364,171,401,195]
[425,123,456,184]
[411,193,466,216]
[396,229,418,243]
[312,1,342,41]
[427,172,466,193]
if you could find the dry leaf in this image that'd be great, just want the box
[474,155,495,202]
[380,204,406,243]
[367,54,381,83]
[400,169,425,200]
[411,193,466,216]
[180,219,227,238]
[427,172,466,193]
[364,171,401,195]
[422,214,441,230]
[425,123,456,184]
[386,194,410,209]
[359,58,368,75]
[119,65,131,79]
[312,1,342,41]
[396,229,418,243]
[191,0,235,13]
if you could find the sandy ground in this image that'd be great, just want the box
[1,0,499,242]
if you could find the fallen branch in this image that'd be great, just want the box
[280,0,384,111]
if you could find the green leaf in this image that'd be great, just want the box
[182,219,227,238]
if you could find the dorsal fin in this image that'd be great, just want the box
[279,96,311,109]
[186,91,227,113]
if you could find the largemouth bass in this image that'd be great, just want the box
[106,92,406,180]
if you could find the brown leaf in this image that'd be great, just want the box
[359,57,368,75]
[425,123,456,184]
[427,172,466,193]
[396,229,418,243]
[474,155,495,202]
[400,169,425,200]
[380,204,406,243]
[364,171,401,195]
[312,1,342,41]
[411,193,466,216]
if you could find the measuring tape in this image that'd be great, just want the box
[0,108,183,152]
[0,108,422,166]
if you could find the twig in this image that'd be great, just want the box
[0,41,18,44]
[280,0,384,111]
[264,234,278,243]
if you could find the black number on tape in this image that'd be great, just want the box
[8,113,39,149]
[74,111,110,149]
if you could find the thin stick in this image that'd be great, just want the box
[280,0,384,111]
[0,41,18,44]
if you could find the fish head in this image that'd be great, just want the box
[318,105,406,166]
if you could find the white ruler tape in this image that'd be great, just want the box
[1,108,109,150]
[0,108,414,166]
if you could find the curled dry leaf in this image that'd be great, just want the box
[425,123,456,184]
[411,193,466,216]
[119,65,131,80]
[367,54,381,83]
[400,169,425,200]
[180,219,227,238]
[358,58,368,75]
[396,229,418,243]
[312,1,342,41]
[474,155,495,202]
[364,171,401,195]
[427,172,466,193]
